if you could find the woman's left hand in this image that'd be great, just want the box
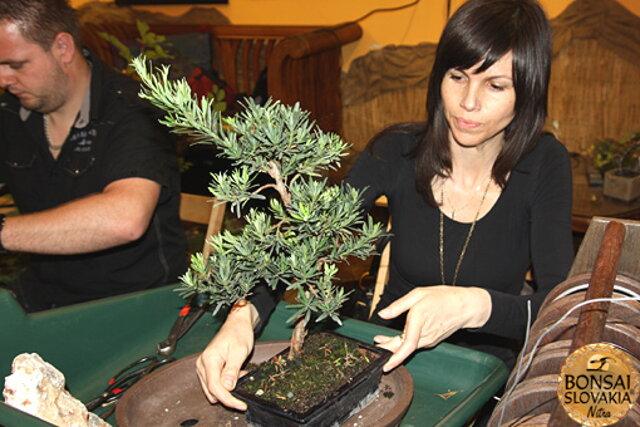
[373,285,492,372]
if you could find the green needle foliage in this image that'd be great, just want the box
[132,57,383,335]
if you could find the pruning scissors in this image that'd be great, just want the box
[157,294,209,356]
[85,294,210,419]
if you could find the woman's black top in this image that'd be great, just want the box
[251,131,574,366]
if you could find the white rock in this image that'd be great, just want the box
[2,353,111,427]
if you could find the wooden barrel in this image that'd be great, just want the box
[537,274,640,318]
[496,405,640,427]
[501,413,550,426]
[489,374,558,424]
[533,291,640,336]
[492,372,640,426]
[494,318,640,425]
[502,413,550,426]
[505,339,640,393]
[522,317,640,360]
[538,275,640,314]
[489,221,640,426]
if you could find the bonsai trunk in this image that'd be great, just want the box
[288,314,307,360]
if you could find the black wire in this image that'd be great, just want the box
[320,0,421,34]
[85,356,175,411]
[352,0,421,23]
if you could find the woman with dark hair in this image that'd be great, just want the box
[195,0,574,412]
[349,0,574,373]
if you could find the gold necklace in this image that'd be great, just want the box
[43,114,64,151]
[445,191,472,221]
[442,177,490,220]
[439,178,491,286]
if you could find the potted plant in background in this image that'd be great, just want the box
[131,57,398,426]
[99,20,228,178]
[98,20,175,77]
[588,132,640,202]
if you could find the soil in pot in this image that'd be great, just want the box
[233,331,391,427]
[114,343,413,427]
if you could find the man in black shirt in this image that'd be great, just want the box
[0,0,187,312]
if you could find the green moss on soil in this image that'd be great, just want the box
[238,332,378,414]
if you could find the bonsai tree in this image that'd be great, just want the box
[131,57,384,360]
[613,132,640,176]
[587,131,640,175]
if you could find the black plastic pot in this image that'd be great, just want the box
[232,331,392,427]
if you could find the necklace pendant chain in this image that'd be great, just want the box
[43,114,65,151]
[439,178,491,286]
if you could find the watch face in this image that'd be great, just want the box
[558,343,640,426]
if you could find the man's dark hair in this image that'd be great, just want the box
[0,0,81,50]
[411,0,552,205]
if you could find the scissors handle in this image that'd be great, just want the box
[157,296,208,356]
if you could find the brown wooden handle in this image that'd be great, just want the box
[275,22,363,59]
[570,220,626,351]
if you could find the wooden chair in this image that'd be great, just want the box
[369,197,391,319]
[179,192,226,257]
[80,22,362,134]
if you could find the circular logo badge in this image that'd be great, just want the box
[558,343,639,426]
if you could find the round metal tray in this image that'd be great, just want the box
[116,340,414,427]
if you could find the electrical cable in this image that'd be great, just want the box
[315,0,420,40]
[351,0,420,23]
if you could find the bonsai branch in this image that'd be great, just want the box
[266,160,291,205]
[288,298,309,360]
[267,218,289,233]
[253,183,278,195]
[306,284,321,300]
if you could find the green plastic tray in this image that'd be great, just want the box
[0,286,508,426]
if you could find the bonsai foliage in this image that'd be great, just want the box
[132,57,383,358]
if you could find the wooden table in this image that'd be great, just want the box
[571,156,640,233]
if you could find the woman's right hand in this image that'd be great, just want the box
[195,300,259,410]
